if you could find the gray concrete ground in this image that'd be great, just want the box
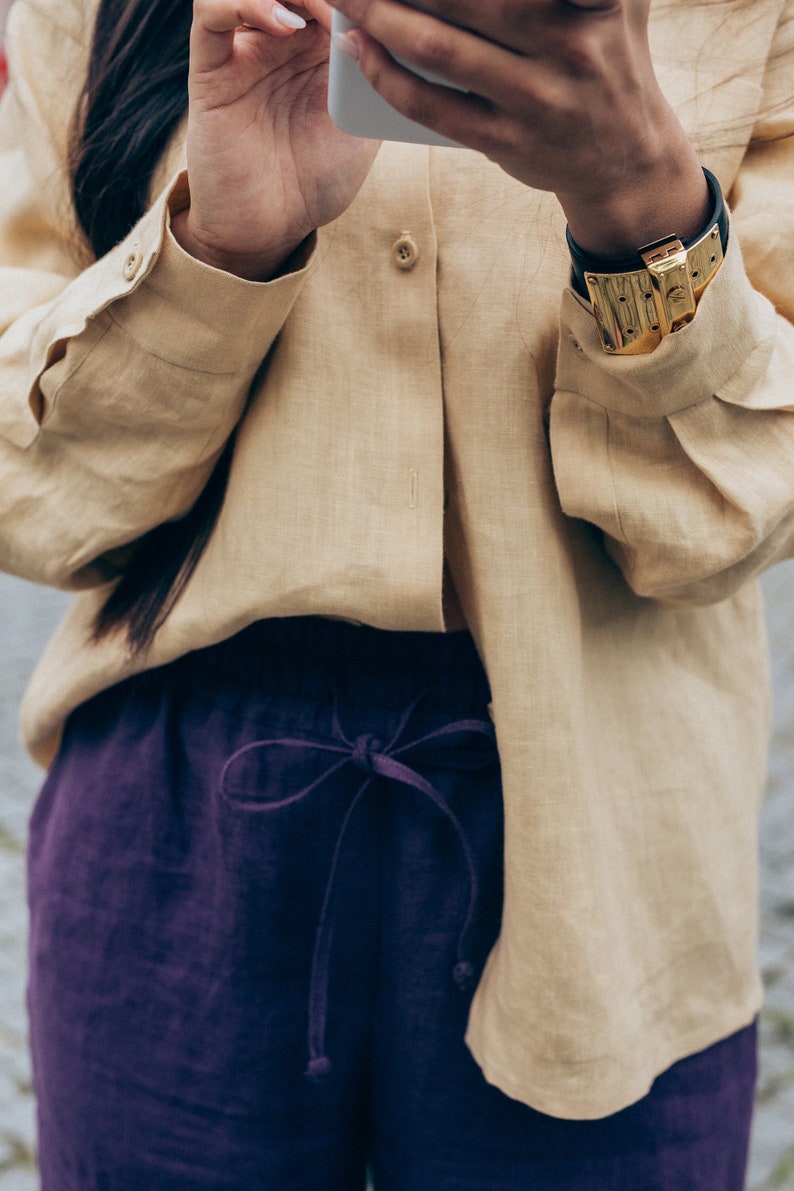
[0,565,793,1189]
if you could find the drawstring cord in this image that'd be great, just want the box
[220,694,497,1082]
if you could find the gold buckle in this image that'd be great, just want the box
[640,237,696,336]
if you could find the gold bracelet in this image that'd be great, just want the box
[566,168,728,356]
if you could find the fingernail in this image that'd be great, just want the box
[274,5,307,27]
[332,30,360,59]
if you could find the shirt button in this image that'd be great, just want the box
[392,233,419,271]
[122,248,143,281]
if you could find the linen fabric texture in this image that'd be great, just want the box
[1,0,794,1118]
[28,617,758,1189]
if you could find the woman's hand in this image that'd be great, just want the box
[172,0,380,279]
[328,0,710,257]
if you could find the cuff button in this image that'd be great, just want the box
[122,248,143,281]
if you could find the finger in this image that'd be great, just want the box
[330,0,551,102]
[338,27,515,152]
[334,0,621,56]
[191,0,308,71]
[330,0,548,62]
[301,0,335,29]
[561,0,620,9]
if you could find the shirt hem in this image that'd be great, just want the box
[465,994,763,1121]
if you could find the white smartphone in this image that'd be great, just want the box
[327,8,464,147]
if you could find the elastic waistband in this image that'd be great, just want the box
[161,617,491,718]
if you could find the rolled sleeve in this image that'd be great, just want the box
[550,233,794,604]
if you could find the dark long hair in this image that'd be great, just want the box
[71,0,191,258]
[70,0,233,652]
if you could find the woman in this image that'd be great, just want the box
[1,0,792,1185]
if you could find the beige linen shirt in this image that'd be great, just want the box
[2,0,794,1119]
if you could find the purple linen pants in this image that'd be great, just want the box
[27,617,757,1190]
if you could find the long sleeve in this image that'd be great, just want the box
[549,0,794,607]
[0,0,316,589]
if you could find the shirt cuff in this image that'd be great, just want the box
[107,171,319,374]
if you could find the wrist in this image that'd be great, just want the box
[558,134,710,261]
[170,209,310,282]
[565,167,728,356]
